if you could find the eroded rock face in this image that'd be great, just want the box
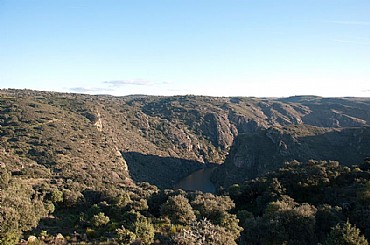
[215,125,370,187]
[199,112,235,150]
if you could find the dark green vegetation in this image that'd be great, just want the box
[0,89,370,244]
[229,158,370,244]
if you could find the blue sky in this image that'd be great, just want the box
[0,0,369,97]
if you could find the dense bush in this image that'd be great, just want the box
[160,195,196,225]
[0,170,49,244]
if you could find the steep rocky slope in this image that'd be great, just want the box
[214,125,370,186]
[1,89,369,188]
[0,91,131,192]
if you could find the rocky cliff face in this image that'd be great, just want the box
[215,125,370,186]
[1,90,369,188]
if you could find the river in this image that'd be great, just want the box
[174,167,217,193]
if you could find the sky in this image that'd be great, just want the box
[0,0,370,97]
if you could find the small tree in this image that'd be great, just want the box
[62,189,83,207]
[133,215,155,244]
[191,193,234,218]
[325,221,368,245]
[0,168,11,189]
[0,207,21,245]
[161,195,196,225]
[173,218,237,245]
[122,211,155,244]
[114,192,132,208]
[50,189,63,204]
[116,226,136,244]
[90,212,110,227]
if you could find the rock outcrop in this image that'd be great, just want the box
[214,125,370,186]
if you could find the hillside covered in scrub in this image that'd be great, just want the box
[1,89,369,188]
[1,89,370,244]
[2,156,370,244]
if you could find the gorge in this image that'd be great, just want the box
[1,89,370,244]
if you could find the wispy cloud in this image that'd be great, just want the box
[167,88,188,93]
[69,79,170,94]
[69,87,113,93]
[327,20,370,26]
[103,79,169,86]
